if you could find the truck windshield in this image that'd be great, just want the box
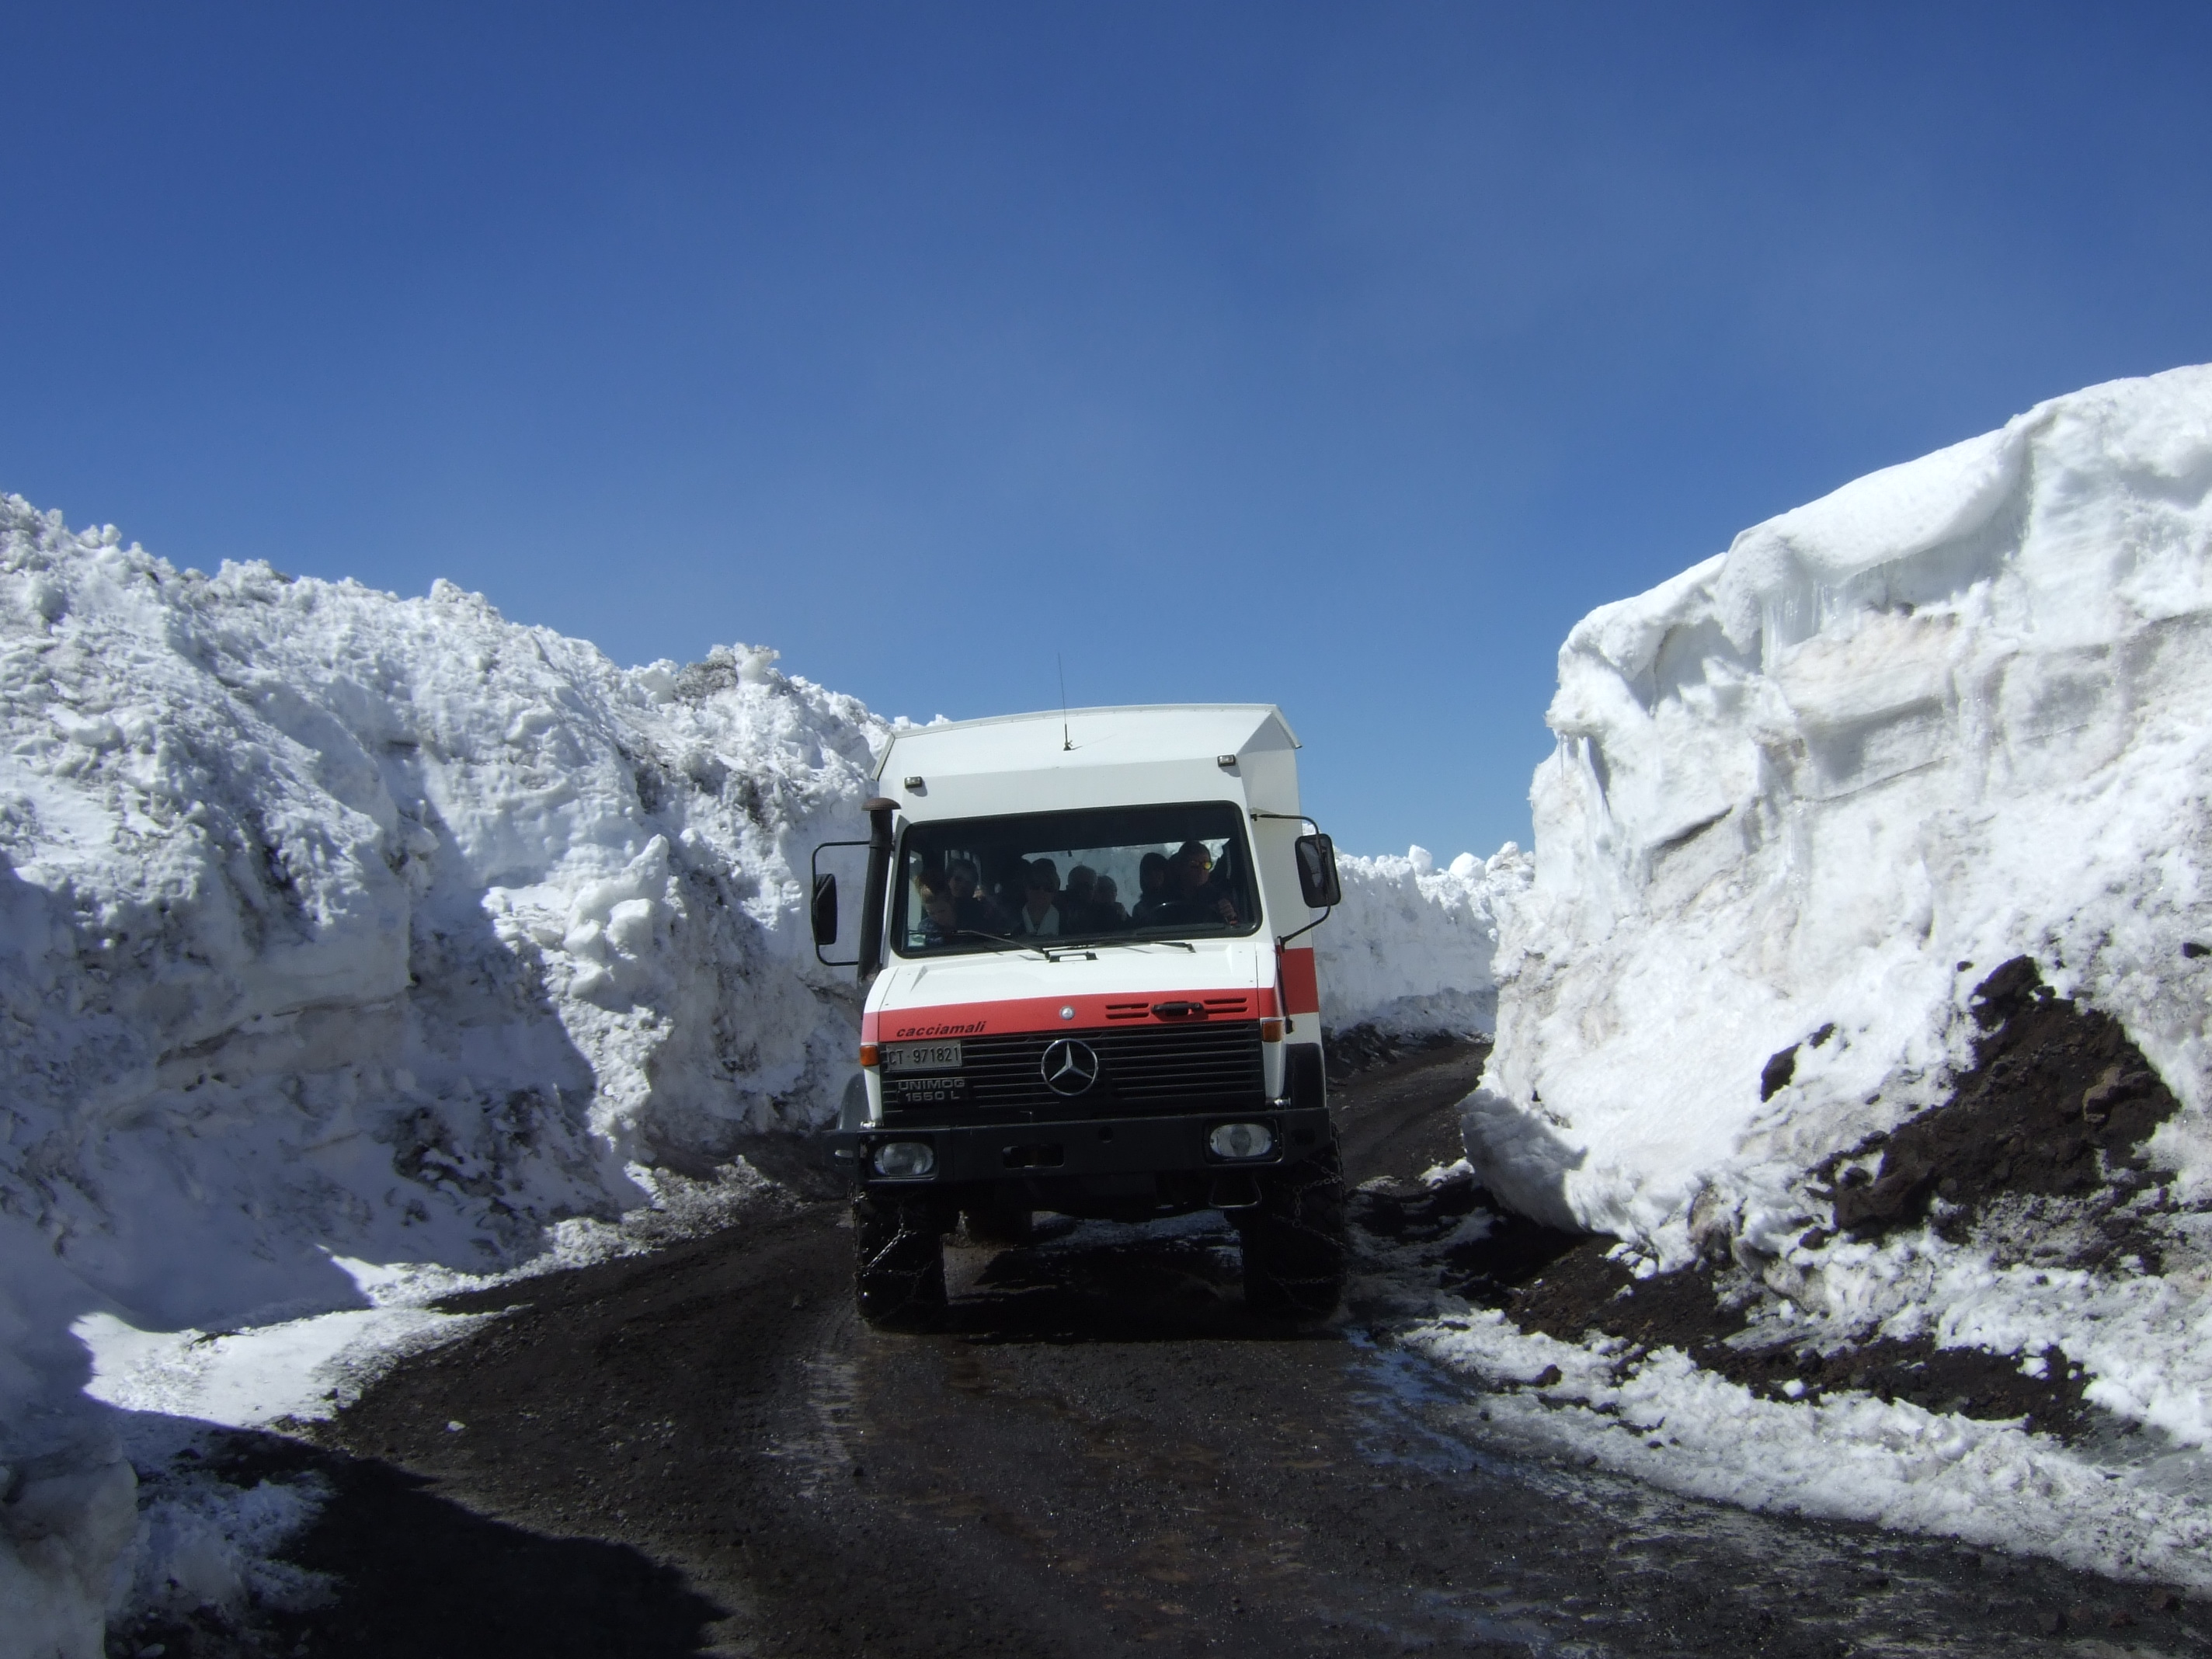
[892,802,1261,955]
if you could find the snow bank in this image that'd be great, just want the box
[1448,365,2212,1576]
[1315,844,1529,1037]
[0,496,889,1651]
[1467,364,2212,1257]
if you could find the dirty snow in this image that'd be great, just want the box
[1396,1299,2212,1591]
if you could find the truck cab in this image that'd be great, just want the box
[814,704,1346,1328]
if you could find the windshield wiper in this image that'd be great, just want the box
[951,929,1198,960]
[955,928,1049,957]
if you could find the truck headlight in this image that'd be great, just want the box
[1208,1122,1275,1160]
[871,1140,936,1178]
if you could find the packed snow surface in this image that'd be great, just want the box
[1456,363,2212,1580]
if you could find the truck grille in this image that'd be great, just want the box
[881,1021,1265,1122]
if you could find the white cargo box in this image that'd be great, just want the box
[872,704,1303,823]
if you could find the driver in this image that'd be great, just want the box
[1163,841,1237,926]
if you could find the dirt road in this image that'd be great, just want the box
[166,1045,2208,1657]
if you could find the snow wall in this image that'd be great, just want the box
[1465,364,2212,1263]
[0,494,1501,1650]
[0,502,896,1650]
[1316,845,1527,1038]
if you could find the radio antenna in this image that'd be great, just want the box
[1058,653,1073,750]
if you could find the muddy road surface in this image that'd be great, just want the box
[186,1044,2208,1657]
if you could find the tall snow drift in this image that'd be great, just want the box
[0,500,890,1649]
[1466,364,2212,1260]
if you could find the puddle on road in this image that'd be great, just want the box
[1348,1331,1588,1494]
[762,1320,865,1501]
[1339,1334,1619,1654]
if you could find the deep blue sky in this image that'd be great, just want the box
[6,4,2210,858]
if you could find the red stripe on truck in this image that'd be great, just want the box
[863,987,1275,1043]
[1278,945,1320,1016]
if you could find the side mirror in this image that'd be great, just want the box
[811,873,839,946]
[1294,833,1341,909]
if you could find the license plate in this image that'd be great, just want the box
[884,1040,963,1073]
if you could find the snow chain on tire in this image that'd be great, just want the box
[853,1192,948,1330]
[1237,1146,1348,1320]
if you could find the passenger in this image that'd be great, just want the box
[1010,859,1063,937]
[1131,851,1171,923]
[1090,875,1129,928]
[1060,864,1099,932]
[916,877,962,948]
[947,858,998,931]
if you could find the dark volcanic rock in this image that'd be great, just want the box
[1437,1226,2103,1437]
[1434,958,2184,1442]
[1824,956,2179,1241]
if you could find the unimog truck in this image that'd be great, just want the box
[814,704,1346,1329]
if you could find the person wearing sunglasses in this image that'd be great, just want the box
[1156,840,1238,927]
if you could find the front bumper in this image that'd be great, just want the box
[832,1106,1334,1188]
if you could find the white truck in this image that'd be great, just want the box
[813,704,1347,1329]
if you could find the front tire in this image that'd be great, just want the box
[1237,1148,1346,1320]
[854,1191,948,1330]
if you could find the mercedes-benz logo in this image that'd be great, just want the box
[1040,1038,1100,1096]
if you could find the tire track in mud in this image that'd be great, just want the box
[146,1041,2212,1658]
